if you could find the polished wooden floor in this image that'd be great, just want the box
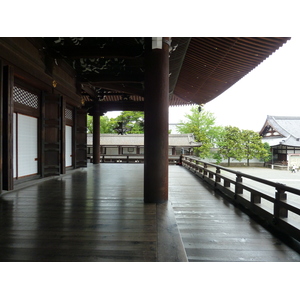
[1,164,300,262]
[0,165,158,261]
[169,166,300,262]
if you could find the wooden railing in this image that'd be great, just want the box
[182,155,300,242]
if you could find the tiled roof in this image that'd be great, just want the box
[261,116,300,147]
[268,116,300,139]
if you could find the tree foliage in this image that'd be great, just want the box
[114,111,144,134]
[87,115,93,133]
[216,126,269,166]
[87,111,144,134]
[176,106,223,158]
[217,126,244,166]
[241,130,269,166]
[262,142,272,163]
[100,116,116,133]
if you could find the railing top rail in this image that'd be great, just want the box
[183,155,300,196]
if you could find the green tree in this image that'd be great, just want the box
[241,129,269,166]
[87,115,93,133]
[176,106,222,158]
[114,111,144,134]
[100,116,116,133]
[86,115,119,134]
[262,142,272,163]
[217,126,244,166]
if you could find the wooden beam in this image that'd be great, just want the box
[85,101,144,114]
[80,73,144,84]
[81,84,98,100]
[91,83,144,97]
[48,46,144,60]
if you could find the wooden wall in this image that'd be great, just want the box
[0,38,87,192]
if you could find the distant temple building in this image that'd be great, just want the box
[260,115,300,167]
[87,133,201,163]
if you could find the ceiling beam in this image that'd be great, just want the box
[85,100,144,114]
[87,83,144,97]
[79,73,144,84]
[81,84,98,100]
[49,46,145,60]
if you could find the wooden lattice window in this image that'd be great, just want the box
[13,86,39,109]
[65,108,73,120]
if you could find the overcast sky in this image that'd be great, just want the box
[169,36,299,132]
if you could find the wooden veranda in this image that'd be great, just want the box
[1,163,299,262]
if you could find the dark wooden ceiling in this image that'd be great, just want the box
[41,37,290,110]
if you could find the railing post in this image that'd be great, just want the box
[274,185,288,219]
[224,179,230,188]
[215,168,221,184]
[251,192,261,204]
[199,161,203,174]
[204,163,208,176]
[235,173,243,194]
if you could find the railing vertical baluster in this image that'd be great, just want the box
[215,167,221,185]
[199,161,203,174]
[274,185,288,219]
[224,179,230,188]
[235,173,243,194]
[251,192,261,204]
[204,163,208,177]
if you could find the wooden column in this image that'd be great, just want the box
[2,65,14,190]
[74,107,87,168]
[61,99,66,174]
[144,37,170,203]
[91,102,102,165]
[0,60,3,193]
[41,92,62,177]
[93,114,100,164]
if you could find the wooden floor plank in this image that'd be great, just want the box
[2,164,300,262]
[0,165,159,262]
[169,165,300,262]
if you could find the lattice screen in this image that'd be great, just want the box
[65,108,73,120]
[13,86,39,109]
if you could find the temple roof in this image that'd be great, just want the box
[260,115,300,147]
[39,37,290,109]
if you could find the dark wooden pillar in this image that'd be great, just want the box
[74,107,87,168]
[144,37,170,203]
[0,60,3,193]
[93,113,100,164]
[41,92,62,177]
[91,102,102,165]
[2,65,14,190]
[61,99,66,174]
